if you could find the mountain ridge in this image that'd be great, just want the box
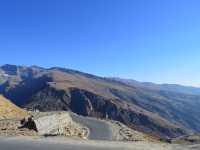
[0,64,200,139]
[109,77,200,95]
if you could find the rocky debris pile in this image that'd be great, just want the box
[0,111,89,139]
[22,112,89,139]
[108,120,149,141]
[0,119,37,136]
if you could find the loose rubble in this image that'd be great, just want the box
[0,112,89,139]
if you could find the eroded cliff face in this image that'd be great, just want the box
[0,75,52,106]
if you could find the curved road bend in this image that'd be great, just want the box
[70,113,113,140]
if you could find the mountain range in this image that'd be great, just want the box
[0,64,200,139]
[110,77,200,95]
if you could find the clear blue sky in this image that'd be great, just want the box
[0,0,200,86]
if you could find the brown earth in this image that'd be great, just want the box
[0,95,28,120]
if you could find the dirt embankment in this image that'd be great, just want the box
[0,95,28,120]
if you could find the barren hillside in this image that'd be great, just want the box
[0,95,28,119]
[1,64,200,139]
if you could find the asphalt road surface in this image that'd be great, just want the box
[70,113,113,140]
[0,137,136,150]
[0,136,200,150]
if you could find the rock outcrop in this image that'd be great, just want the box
[22,112,89,138]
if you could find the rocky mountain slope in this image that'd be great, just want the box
[0,95,28,119]
[0,64,199,139]
[110,77,200,95]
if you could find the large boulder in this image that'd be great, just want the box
[22,112,89,138]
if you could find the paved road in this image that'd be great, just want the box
[173,144,200,150]
[0,136,200,150]
[0,137,134,150]
[70,113,113,140]
[0,139,112,150]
